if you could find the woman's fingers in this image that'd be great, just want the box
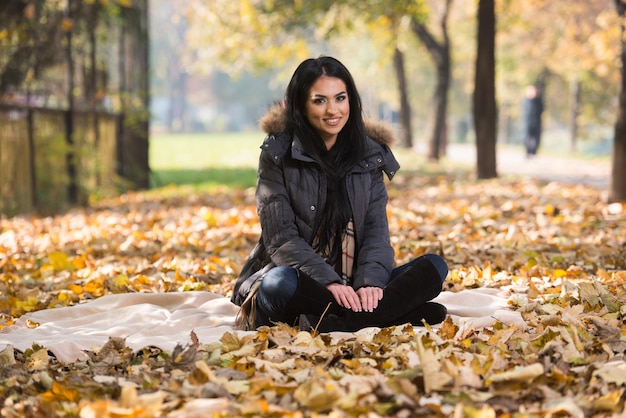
[327,284,362,312]
[357,287,383,312]
[327,285,386,312]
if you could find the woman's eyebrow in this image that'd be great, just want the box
[311,91,347,98]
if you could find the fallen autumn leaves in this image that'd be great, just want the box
[1,171,625,417]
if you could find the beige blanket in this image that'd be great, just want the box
[1,288,522,363]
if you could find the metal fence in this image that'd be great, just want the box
[0,104,119,216]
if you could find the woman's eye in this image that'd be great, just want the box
[337,95,347,102]
[313,98,326,104]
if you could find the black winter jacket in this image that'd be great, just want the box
[231,106,401,306]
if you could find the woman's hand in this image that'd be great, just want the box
[327,283,362,312]
[356,286,383,312]
[327,284,383,312]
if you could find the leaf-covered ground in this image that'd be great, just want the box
[1,169,625,417]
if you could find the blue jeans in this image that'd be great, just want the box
[255,253,448,325]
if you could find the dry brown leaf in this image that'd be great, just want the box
[0,173,625,416]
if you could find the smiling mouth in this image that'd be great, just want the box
[325,118,341,125]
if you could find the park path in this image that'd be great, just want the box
[441,143,611,190]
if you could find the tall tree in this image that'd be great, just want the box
[410,0,452,160]
[393,47,413,148]
[473,0,497,179]
[610,0,626,202]
[65,0,78,203]
[117,0,150,189]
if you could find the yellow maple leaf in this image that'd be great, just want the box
[68,283,83,295]
[593,389,624,412]
[48,251,75,272]
[72,254,88,270]
[203,211,218,227]
[439,316,458,340]
[83,279,105,296]
[15,296,39,313]
[41,381,80,403]
[113,274,130,287]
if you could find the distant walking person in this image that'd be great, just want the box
[523,84,544,157]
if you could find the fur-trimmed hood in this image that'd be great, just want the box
[259,104,396,146]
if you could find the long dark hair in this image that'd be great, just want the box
[284,56,367,267]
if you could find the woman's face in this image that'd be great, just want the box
[305,75,350,149]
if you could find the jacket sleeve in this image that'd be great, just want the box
[256,142,342,286]
[352,168,394,289]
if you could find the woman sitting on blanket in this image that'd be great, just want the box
[231,56,448,332]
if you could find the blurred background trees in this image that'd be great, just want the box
[0,0,149,215]
[171,0,621,159]
[2,0,626,210]
[174,0,624,199]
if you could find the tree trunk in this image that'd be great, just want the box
[393,47,413,148]
[116,3,150,190]
[610,0,626,202]
[65,0,78,203]
[131,0,150,189]
[411,0,452,161]
[430,47,450,160]
[89,3,101,186]
[473,0,497,179]
[116,10,127,181]
[568,77,580,154]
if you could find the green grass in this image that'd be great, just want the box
[148,131,458,191]
[149,132,263,190]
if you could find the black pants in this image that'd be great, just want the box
[255,254,448,326]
